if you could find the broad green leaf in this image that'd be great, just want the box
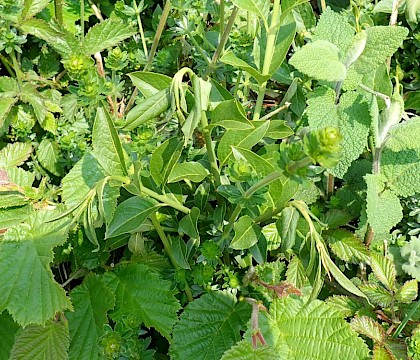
[21,0,50,19]
[19,18,79,55]
[350,316,386,344]
[257,297,370,359]
[230,0,270,29]
[0,216,71,326]
[0,205,32,231]
[92,105,127,177]
[265,120,294,139]
[365,174,403,235]
[221,342,280,360]
[358,284,393,307]
[381,148,420,197]
[106,196,161,238]
[0,312,19,360]
[289,40,347,82]
[218,121,270,166]
[179,207,200,239]
[171,236,190,269]
[325,229,369,263]
[210,99,247,124]
[313,7,355,54]
[127,72,171,97]
[286,256,308,288]
[306,86,339,129]
[220,52,270,84]
[262,223,281,251]
[386,117,420,151]
[66,274,115,360]
[82,18,136,55]
[0,142,32,168]
[37,139,62,176]
[168,162,209,183]
[395,279,418,303]
[353,26,408,74]
[170,291,251,360]
[10,320,69,360]
[370,253,396,291]
[104,263,180,339]
[0,98,17,127]
[232,147,274,176]
[278,206,299,252]
[231,215,261,250]
[150,137,183,186]
[124,88,171,130]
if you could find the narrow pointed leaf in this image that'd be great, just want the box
[127,72,171,97]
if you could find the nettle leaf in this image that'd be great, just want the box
[325,295,365,317]
[395,279,418,303]
[37,139,62,177]
[21,0,51,20]
[381,148,420,197]
[0,216,71,326]
[127,71,171,97]
[325,229,369,263]
[92,105,127,177]
[221,342,279,360]
[365,174,403,235]
[231,215,261,250]
[0,311,20,360]
[170,291,251,360]
[386,117,420,151]
[255,297,370,359]
[0,97,17,126]
[105,196,161,238]
[289,40,347,82]
[0,206,32,231]
[150,137,183,186]
[9,320,69,360]
[124,88,171,130]
[313,7,355,54]
[358,284,393,307]
[350,316,386,344]
[370,253,396,291]
[286,256,308,288]
[82,18,136,55]
[353,26,408,74]
[104,263,181,339]
[0,142,32,168]
[66,274,115,360]
[168,162,209,183]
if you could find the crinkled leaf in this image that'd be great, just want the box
[37,139,62,176]
[21,0,50,19]
[370,252,397,291]
[82,18,136,55]
[168,162,209,183]
[325,295,365,317]
[289,40,347,82]
[395,279,418,303]
[221,342,280,360]
[286,256,308,288]
[278,206,299,252]
[66,274,115,360]
[350,316,386,344]
[106,196,160,238]
[0,205,32,231]
[170,291,251,360]
[0,98,17,127]
[386,117,420,151]
[104,263,180,339]
[325,229,369,263]
[358,284,393,307]
[150,137,183,186]
[0,142,32,168]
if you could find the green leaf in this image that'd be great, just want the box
[66,274,115,360]
[381,148,420,197]
[221,342,279,360]
[325,295,365,317]
[265,120,294,139]
[353,26,408,74]
[325,229,369,263]
[82,18,136,55]
[313,7,355,54]
[395,279,418,303]
[0,98,17,127]
[373,345,393,360]
[286,256,308,288]
[218,121,270,166]
[127,71,171,97]
[306,86,338,129]
[257,297,370,359]
[365,174,403,235]
[210,99,248,124]
[21,0,50,20]
[406,0,420,24]
[230,0,270,30]
[405,91,420,111]
[0,311,20,360]
[106,196,161,238]
[170,291,251,360]
[150,137,183,186]
[10,320,69,360]
[0,142,32,168]
[289,40,347,82]
[358,284,393,307]
[168,162,209,183]
[350,316,386,344]
[231,215,261,250]
[179,207,200,240]
[370,253,396,291]
[96,179,120,226]
[278,206,299,252]
[232,147,274,176]
[220,52,270,84]
[0,206,32,231]
[92,105,127,177]
[37,139,62,176]
[262,223,281,251]
[0,216,71,326]
[385,117,420,151]
[104,263,180,339]
[19,18,79,55]
[124,88,171,130]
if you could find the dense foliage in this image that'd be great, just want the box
[1,0,420,359]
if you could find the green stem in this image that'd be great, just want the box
[141,186,190,214]
[133,0,149,58]
[186,29,211,66]
[10,50,23,92]
[286,156,313,173]
[54,0,63,25]
[151,214,194,302]
[0,54,15,77]
[80,0,85,37]
[220,0,225,39]
[326,174,335,199]
[252,0,281,121]
[320,0,327,12]
[393,297,420,338]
